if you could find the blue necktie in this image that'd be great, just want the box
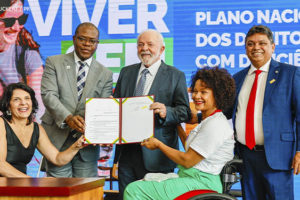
[134,68,149,96]
[77,61,86,100]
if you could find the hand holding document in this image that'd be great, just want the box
[84,96,154,144]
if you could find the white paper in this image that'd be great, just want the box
[85,98,119,144]
[121,96,154,143]
[84,96,154,144]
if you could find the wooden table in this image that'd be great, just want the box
[0,177,105,200]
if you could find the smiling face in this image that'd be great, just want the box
[192,79,217,119]
[246,33,275,69]
[137,30,165,68]
[73,25,99,61]
[0,0,24,51]
[9,88,32,120]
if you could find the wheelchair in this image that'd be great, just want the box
[101,158,243,200]
[174,158,243,200]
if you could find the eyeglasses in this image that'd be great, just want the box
[76,36,99,45]
[0,14,28,28]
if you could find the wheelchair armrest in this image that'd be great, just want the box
[225,159,243,166]
[221,159,243,196]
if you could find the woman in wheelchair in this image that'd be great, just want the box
[123,67,236,200]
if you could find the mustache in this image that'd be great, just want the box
[140,51,152,56]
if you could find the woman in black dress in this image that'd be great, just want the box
[0,82,84,177]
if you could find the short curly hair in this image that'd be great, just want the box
[0,82,38,124]
[190,67,236,112]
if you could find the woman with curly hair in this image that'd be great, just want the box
[124,67,236,200]
[0,0,43,111]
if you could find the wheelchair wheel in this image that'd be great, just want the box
[188,193,237,200]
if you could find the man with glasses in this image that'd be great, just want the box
[41,22,113,177]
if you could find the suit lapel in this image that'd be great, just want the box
[263,59,280,111]
[129,64,140,96]
[148,61,167,95]
[63,53,78,101]
[233,68,249,125]
[235,68,249,96]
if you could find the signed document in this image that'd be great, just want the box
[84,96,154,144]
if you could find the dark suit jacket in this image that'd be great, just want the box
[41,52,113,162]
[114,61,191,171]
[232,59,300,170]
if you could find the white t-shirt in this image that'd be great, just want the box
[185,112,235,175]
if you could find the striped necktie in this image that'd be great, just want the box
[77,61,87,100]
[134,68,149,96]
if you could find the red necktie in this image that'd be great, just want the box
[245,69,262,150]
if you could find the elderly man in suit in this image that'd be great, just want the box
[231,25,300,199]
[41,22,113,177]
[113,29,191,198]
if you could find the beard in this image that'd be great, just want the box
[138,51,160,67]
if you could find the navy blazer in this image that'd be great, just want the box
[232,59,300,170]
[114,61,191,171]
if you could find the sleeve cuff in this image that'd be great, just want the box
[60,122,68,129]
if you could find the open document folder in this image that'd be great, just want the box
[84,95,154,144]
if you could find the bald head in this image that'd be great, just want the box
[137,29,164,47]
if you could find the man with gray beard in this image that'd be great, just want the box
[113,29,191,199]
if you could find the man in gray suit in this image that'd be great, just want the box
[114,29,191,197]
[41,22,113,177]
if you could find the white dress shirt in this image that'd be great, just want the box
[136,60,161,95]
[235,59,271,145]
[74,52,93,77]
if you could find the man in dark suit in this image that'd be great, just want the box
[41,22,113,177]
[232,25,300,199]
[113,29,191,197]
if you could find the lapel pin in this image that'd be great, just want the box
[275,70,278,73]
[66,65,70,70]
[269,79,276,84]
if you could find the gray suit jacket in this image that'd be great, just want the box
[41,52,113,162]
[114,61,191,171]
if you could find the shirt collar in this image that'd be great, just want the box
[140,59,161,76]
[248,58,271,75]
[74,51,93,67]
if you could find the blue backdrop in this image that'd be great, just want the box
[19,0,300,196]
[23,0,300,85]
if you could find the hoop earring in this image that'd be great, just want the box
[6,110,11,116]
